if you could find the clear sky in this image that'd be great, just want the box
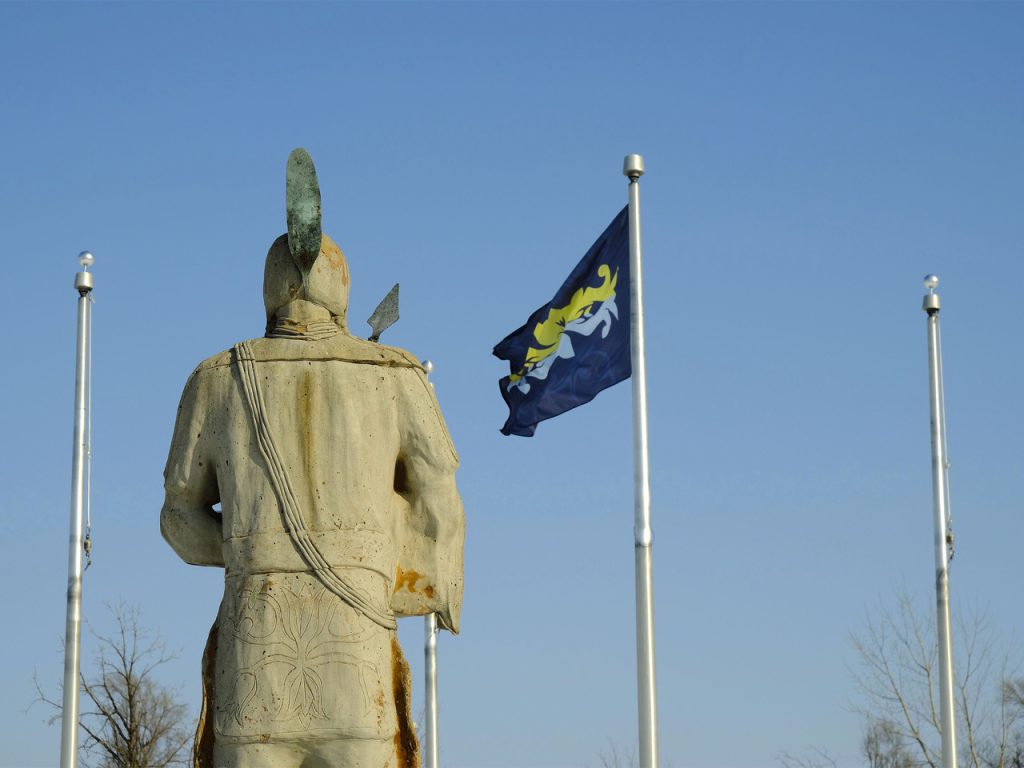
[2,2,1022,767]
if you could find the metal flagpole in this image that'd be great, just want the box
[623,155,659,768]
[60,251,95,768]
[922,274,958,768]
[424,612,439,768]
[421,360,440,768]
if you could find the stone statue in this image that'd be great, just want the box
[161,149,464,768]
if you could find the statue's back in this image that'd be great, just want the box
[161,151,464,768]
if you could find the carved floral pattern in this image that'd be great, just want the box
[222,578,377,729]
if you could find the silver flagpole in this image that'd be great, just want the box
[421,360,440,768]
[623,155,659,768]
[424,612,439,768]
[922,274,958,768]
[60,251,95,768]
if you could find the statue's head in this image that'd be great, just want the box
[263,232,349,328]
[263,148,350,330]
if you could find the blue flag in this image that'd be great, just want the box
[493,207,631,437]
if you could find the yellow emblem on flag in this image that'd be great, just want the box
[509,264,619,384]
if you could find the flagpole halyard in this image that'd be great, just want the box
[624,154,659,768]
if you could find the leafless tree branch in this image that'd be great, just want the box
[30,602,191,768]
[849,591,1023,768]
[776,746,840,768]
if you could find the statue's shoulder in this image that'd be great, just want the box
[190,348,236,376]
[182,335,425,383]
[239,334,425,370]
[348,338,424,370]
[328,337,426,371]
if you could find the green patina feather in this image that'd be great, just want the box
[285,148,322,274]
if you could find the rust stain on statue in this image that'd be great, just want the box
[394,567,433,598]
[393,567,420,593]
[320,237,349,287]
[192,619,218,768]
[391,636,420,768]
[301,368,315,468]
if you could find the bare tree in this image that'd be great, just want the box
[1006,681,1024,713]
[34,603,192,768]
[850,592,1023,768]
[776,746,840,768]
[862,718,915,768]
[597,741,637,768]
[590,740,681,768]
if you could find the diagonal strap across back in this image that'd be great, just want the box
[233,340,397,630]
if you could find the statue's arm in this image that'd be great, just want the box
[160,369,225,568]
[397,368,465,633]
[161,490,224,568]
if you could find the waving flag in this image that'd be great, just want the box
[493,206,631,436]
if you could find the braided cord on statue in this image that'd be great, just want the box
[234,341,397,630]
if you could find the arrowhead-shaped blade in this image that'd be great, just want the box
[286,148,322,273]
[367,283,400,342]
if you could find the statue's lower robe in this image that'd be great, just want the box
[197,572,418,768]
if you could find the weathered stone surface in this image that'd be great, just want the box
[161,150,464,768]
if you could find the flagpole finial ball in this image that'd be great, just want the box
[78,251,94,270]
[923,274,939,292]
[623,154,645,179]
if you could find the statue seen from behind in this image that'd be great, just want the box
[161,149,464,768]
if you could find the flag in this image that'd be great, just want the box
[493,206,631,437]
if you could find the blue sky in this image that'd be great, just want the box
[2,2,1022,766]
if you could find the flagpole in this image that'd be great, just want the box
[923,274,958,768]
[624,155,659,768]
[60,251,95,768]
[421,360,440,768]
[424,612,439,768]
